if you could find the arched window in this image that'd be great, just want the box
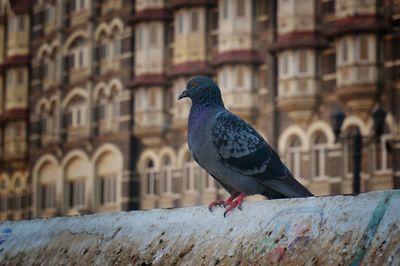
[160,156,173,194]
[38,162,57,213]
[14,177,22,212]
[0,178,8,213]
[95,152,118,207]
[144,159,158,196]
[48,102,58,141]
[286,136,302,179]
[65,157,88,211]
[67,37,87,71]
[183,153,196,192]
[311,132,328,179]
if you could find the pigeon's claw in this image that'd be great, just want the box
[208,200,226,212]
[223,192,246,217]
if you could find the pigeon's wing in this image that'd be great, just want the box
[211,111,311,198]
[192,152,238,195]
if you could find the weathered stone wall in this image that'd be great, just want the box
[0,190,399,265]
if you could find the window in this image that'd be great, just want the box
[18,16,25,31]
[73,0,87,12]
[149,24,158,45]
[223,0,228,19]
[69,39,87,70]
[69,179,85,208]
[112,100,119,117]
[44,5,54,24]
[358,35,369,61]
[78,50,84,67]
[220,68,228,88]
[237,0,245,17]
[6,71,13,86]
[311,132,327,178]
[178,14,184,34]
[0,194,7,213]
[144,159,158,196]
[322,51,336,75]
[237,67,244,87]
[17,69,24,85]
[149,89,157,108]
[112,38,120,56]
[281,52,289,76]
[298,51,308,73]
[42,183,56,210]
[100,175,116,205]
[341,38,349,63]
[7,18,15,33]
[287,137,302,179]
[373,133,392,173]
[160,157,172,194]
[69,104,86,127]
[99,42,108,60]
[183,154,196,192]
[191,11,199,32]
[136,27,142,50]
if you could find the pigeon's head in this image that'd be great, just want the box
[178,76,224,107]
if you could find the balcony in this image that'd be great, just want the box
[336,64,380,113]
[134,111,169,138]
[3,140,26,160]
[67,126,88,141]
[224,91,258,119]
[277,77,318,123]
[99,119,119,135]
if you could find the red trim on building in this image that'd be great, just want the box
[213,50,263,66]
[130,74,169,87]
[132,9,172,22]
[170,0,216,8]
[268,32,329,51]
[10,0,31,14]
[1,108,28,121]
[3,55,29,67]
[168,61,211,77]
[324,15,389,37]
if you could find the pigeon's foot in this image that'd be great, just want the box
[224,192,246,217]
[208,196,235,212]
[208,200,226,212]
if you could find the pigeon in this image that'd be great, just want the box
[178,76,314,216]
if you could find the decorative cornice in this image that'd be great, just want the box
[10,0,31,14]
[2,55,30,67]
[213,50,263,66]
[323,15,389,37]
[131,8,171,22]
[130,74,169,88]
[268,32,329,52]
[168,61,211,77]
[170,0,216,9]
[1,108,28,122]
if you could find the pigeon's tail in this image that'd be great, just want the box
[260,170,314,199]
[284,172,314,198]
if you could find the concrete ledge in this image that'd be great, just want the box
[0,190,399,265]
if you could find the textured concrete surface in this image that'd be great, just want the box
[0,190,399,265]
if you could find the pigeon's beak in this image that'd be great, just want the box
[178,88,189,100]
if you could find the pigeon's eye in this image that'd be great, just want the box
[191,80,199,89]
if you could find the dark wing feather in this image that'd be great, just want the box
[212,111,313,198]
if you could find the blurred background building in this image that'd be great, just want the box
[0,0,399,220]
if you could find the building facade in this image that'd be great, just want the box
[0,0,399,220]
[0,0,30,220]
